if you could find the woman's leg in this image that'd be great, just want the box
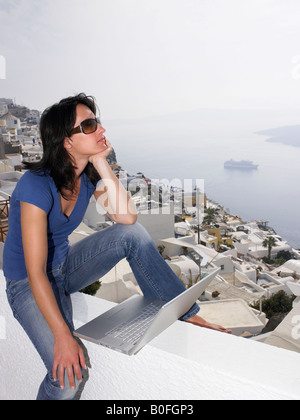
[64,222,200,321]
[6,275,84,400]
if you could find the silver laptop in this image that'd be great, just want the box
[74,268,220,355]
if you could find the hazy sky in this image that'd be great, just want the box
[1,0,300,119]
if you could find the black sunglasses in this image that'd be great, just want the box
[70,117,101,136]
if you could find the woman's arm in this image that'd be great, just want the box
[20,202,86,390]
[90,139,138,225]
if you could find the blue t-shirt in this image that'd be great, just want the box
[3,170,96,280]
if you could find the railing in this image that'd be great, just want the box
[0,198,10,218]
[0,224,8,242]
[0,197,10,242]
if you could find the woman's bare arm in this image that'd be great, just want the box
[20,202,86,389]
[90,139,138,225]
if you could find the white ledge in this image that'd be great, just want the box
[1,274,300,400]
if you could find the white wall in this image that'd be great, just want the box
[137,204,175,244]
[2,272,300,400]
[83,196,106,229]
[83,199,175,244]
[4,115,21,130]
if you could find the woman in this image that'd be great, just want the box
[4,93,230,400]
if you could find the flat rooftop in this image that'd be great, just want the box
[198,299,265,335]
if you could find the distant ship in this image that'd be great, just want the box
[224,159,259,170]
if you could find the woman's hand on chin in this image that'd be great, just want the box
[89,137,113,165]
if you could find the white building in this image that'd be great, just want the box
[83,195,176,245]
[0,171,23,197]
[0,112,21,131]
[231,222,292,259]
[272,259,300,279]
[199,299,265,336]
[0,103,8,117]
[166,255,202,286]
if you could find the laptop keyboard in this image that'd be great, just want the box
[107,301,163,344]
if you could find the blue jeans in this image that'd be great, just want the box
[6,222,200,400]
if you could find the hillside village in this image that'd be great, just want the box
[1,98,300,348]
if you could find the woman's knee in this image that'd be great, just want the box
[116,222,153,248]
[37,370,86,400]
[119,222,150,239]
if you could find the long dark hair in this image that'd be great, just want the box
[24,93,101,198]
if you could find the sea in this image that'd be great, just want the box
[106,108,300,249]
